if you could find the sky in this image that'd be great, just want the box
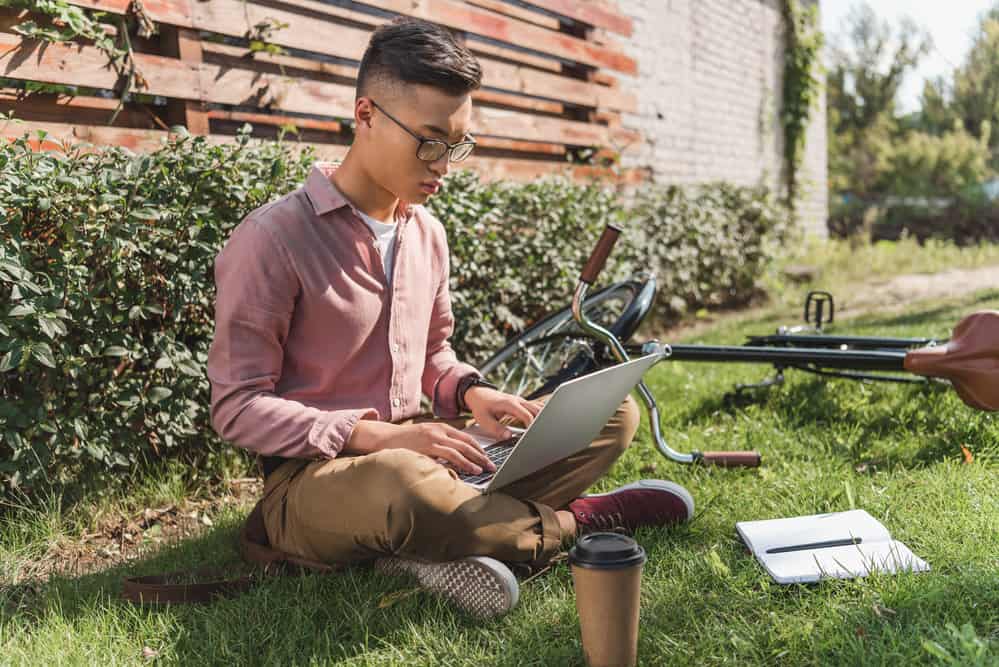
[821,1,993,114]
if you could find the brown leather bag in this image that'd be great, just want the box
[121,499,338,605]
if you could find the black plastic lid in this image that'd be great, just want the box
[568,532,647,570]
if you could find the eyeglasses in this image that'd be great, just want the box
[368,99,476,163]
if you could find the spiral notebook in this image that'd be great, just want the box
[736,510,930,584]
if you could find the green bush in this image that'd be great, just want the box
[1,128,789,495]
[428,170,636,364]
[624,183,791,320]
[828,192,999,245]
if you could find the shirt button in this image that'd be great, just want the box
[392,398,401,407]
[392,344,400,353]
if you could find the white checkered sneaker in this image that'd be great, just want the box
[374,555,520,619]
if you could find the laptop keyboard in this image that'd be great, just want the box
[454,436,520,485]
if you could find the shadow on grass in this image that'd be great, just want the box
[2,514,518,665]
[851,290,999,331]
[675,376,970,470]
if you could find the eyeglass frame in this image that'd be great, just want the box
[367,98,476,163]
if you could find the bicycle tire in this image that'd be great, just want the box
[478,277,655,397]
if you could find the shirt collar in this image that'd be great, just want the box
[305,161,415,224]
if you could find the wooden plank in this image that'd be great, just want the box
[462,0,560,30]
[1,118,179,152]
[462,154,646,185]
[205,109,344,133]
[592,110,621,127]
[485,57,636,113]
[0,118,349,159]
[69,0,193,28]
[466,37,561,72]
[200,41,359,80]
[474,136,565,155]
[353,0,637,74]
[592,71,619,88]
[46,1,634,113]
[468,89,562,114]
[518,0,632,37]
[0,89,157,128]
[0,32,201,99]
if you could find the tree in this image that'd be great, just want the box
[827,2,932,137]
[826,2,932,197]
[918,4,999,168]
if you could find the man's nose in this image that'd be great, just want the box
[429,151,451,177]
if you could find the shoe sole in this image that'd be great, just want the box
[374,555,519,619]
[583,479,695,521]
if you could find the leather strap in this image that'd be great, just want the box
[121,498,337,605]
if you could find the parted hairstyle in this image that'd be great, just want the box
[356,17,483,100]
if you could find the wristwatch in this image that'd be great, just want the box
[457,375,498,412]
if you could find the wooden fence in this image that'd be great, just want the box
[0,0,647,185]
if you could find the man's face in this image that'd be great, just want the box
[357,83,473,204]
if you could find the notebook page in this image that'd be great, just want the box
[736,510,892,555]
[759,539,930,584]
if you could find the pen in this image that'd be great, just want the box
[766,537,863,554]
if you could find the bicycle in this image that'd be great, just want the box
[477,224,999,468]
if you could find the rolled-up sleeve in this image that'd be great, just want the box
[207,218,376,459]
[421,249,480,418]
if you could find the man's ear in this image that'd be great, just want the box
[355,98,374,131]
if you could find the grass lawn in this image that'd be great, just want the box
[2,288,998,665]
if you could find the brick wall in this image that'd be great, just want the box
[615,0,827,236]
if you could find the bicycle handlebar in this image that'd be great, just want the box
[580,224,622,284]
[700,451,763,467]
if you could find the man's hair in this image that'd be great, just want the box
[356,17,482,101]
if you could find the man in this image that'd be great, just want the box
[207,17,694,619]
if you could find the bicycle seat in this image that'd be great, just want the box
[904,310,999,411]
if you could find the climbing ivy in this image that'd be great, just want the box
[7,0,156,123]
[780,0,823,214]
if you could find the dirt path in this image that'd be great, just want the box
[835,264,999,316]
[646,263,999,340]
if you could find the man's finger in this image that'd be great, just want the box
[439,425,496,471]
[430,443,482,475]
[449,437,496,472]
[522,399,543,418]
[479,413,514,441]
[441,423,486,449]
[502,401,535,427]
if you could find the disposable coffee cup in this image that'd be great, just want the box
[568,532,647,667]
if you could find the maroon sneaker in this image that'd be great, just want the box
[568,480,694,535]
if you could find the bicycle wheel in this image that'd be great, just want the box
[478,278,654,397]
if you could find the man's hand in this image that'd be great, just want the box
[463,386,543,440]
[344,420,496,475]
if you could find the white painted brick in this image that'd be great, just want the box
[618,0,827,235]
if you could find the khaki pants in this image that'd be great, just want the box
[260,393,640,570]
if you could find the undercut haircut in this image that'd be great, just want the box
[356,17,483,102]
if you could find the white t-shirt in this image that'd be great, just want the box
[356,209,398,286]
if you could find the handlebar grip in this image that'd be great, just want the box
[579,224,622,284]
[699,451,762,468]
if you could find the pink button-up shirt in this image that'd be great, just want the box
[206,161,481,459]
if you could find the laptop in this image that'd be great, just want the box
[449,353,660,493]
